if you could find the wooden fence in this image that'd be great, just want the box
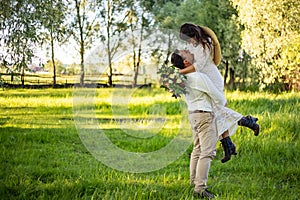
[0,72,154,88]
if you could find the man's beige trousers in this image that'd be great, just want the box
[188,112,218,192]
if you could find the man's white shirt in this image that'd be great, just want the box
[183,72,226,112]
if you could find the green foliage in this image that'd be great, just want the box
[156,0,248,90]
[0,0,42,71]
[1,0,299,92]
[155,0,299,92]
[44,59,64,74]
[231,0,300,91]
[39,0,67,42]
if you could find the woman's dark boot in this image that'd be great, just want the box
[228,138,237,156]
[220,137,237,163]
[238,115,260,136]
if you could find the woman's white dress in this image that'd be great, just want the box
[187,42,242,138]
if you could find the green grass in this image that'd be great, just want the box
[0,88,299,199]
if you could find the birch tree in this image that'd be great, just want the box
[97,0,128,87]
[39,0,68,87]
[0,0,42,86]
[68,0,101,86]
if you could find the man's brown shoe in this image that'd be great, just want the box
[193,189,215,199]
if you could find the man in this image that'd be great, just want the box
[171,50,226,198]
[171,49,260,198]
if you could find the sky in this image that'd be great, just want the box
[34,40,80,65]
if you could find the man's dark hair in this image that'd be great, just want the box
[171,50,184,69]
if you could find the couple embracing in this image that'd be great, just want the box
[170,23,260,199]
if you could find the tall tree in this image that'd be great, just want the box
[125,0,153,87]
[181,0,244,89]
[97,0,128,87]
[0,0,42,86]
[39,0,67,87]
[231,0,300,91]
[68,0,101,86]
[150,0,182,65]
[214,0,243,89]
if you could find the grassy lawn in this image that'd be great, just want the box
[0,88,299,199]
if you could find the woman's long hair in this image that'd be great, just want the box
[180,23,212,50]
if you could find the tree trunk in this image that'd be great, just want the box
[50,28,56,87]
[229,68,235,90]
[21,64,25,87]
[10,72,14,82]
[79,30,85,86]
[75,0,85,86]
[107,0,113,87]
[133,15,144,87]
[224,60,229,87]
[107,49,113,87]
[131,28,137,87]
[79,40,85,86]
